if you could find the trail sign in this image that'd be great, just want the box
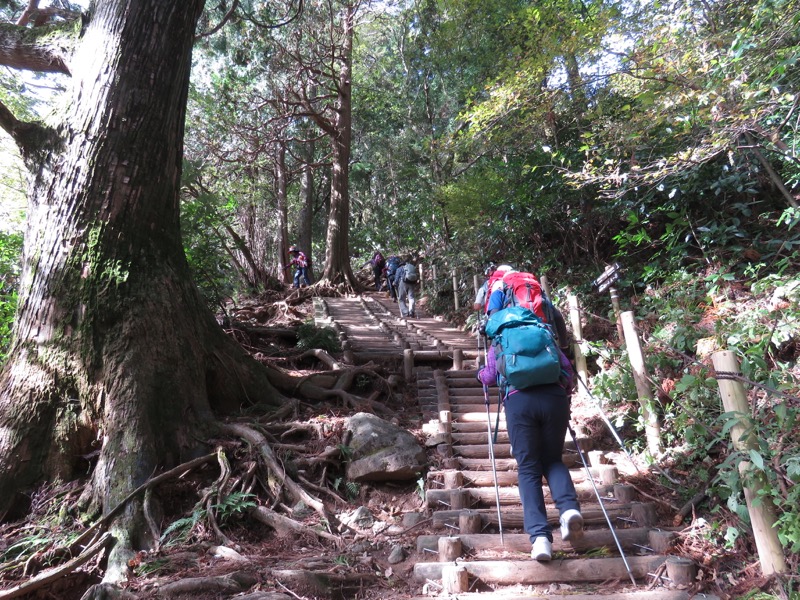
[591,262,622,294]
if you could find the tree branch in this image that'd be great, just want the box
[0,21,74,75]
[0,97,49,159]
[743,132,799,209]
[195,0,240,39]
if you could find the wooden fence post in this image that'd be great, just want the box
[620,311,662,456]
[452,269,460,311]
[419,263,425,294]
[473,274,480,297]
[609,286,625,343]
[568,294,589,399]
[711,351,787,576]
[540,274,552,298]
[404,348,414,381]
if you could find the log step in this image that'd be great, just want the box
[426,481,614,507]
[413,555,668,584]
[416,527,676,554]
[407,591,721,600]
[431,502,650,529]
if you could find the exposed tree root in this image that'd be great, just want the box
[69,454,218,553]
[272,568,380,598]
[0,533,112,600]
[299,348,343,370]
[219,423,343,535]
[250,506,338,542]
[155,570,258,596]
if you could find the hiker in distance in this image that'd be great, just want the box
[363,250,386,291]
[384,255,402,302]
[288,245,311,288]
[479,267,584,561]
[393,258,420,318]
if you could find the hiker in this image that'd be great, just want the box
[479,275,583,562]
[288,245,311,288]
[384,255,402,302]
[473,263,495,311]
[474,263,513,312]
[363,250,386,291]
[393,259,419,318]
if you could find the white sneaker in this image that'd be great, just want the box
[531,536,552,561]
[560,509,584,543]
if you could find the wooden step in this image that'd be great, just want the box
[416,527,668,554]
[407,591,721,600]
[429,467,618,488]
[431,503,649,529]
[426,481,614,507]
[412,555,668,585]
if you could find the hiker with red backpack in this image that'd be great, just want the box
[478,268,583,562]
[475,263,514,312]
[287,245,311,288]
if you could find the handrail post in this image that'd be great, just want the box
[712,350,787,576]
[620,311,661,456]
[452,269,460,311]
[568,294,589,400]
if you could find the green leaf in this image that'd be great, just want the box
[748,449,765,470]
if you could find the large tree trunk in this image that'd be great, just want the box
[320,4,357,288]
[0,0,282,572]
[298,137,316,279]
[276,143,291,283]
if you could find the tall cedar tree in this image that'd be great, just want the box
[0,0,290,574]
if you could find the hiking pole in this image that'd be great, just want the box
[483,382,504,546]
[577,376,640,474]
[567,423,637,586]
[480,334,505,545]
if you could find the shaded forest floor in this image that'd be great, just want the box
[0,280,782,600]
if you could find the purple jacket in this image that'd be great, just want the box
[478,344,575,391]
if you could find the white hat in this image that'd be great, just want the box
[496,264,514,272]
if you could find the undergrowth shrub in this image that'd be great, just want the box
[585,262,800,566]
[296,321,340,354]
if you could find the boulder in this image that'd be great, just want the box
[345,413,427,482]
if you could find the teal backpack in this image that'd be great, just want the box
[484,306,562,390]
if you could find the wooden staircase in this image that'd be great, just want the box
[316,292,719,600]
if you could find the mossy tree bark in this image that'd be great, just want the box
[0,0,282,570]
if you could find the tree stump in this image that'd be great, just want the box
[599,465,618,485]
[443,471,463,489]
[614,484,637,503]
[450,489,469,510]
[452,349,464,371]
[588,450,605,466]
[438,536,462,562]
[631,502,658,527]
[666,556,697,587]
[403,348,414,380]
[459,510,482,534]
[441,565,468,593]
[648,530,676,553]
[442,457,459,470]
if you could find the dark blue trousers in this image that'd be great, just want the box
[293,267,311,287]
[503,384,580,542]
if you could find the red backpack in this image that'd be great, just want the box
[501,271,547,321]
